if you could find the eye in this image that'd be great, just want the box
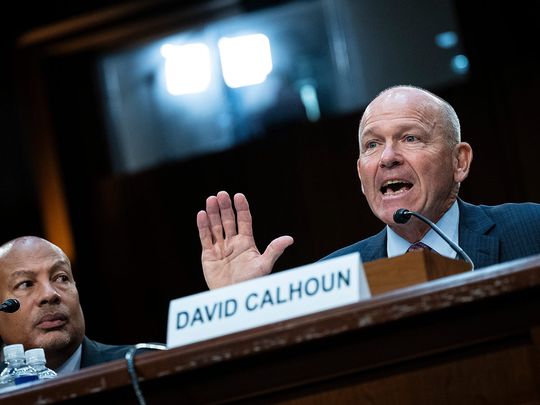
[365,141,378,150]
[404,135,418,142]
[54,274,71,283]
[14,280,33,290]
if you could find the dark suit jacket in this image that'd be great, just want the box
[80,336,132,369]
[323,199,540,269]
[0,337,131,374]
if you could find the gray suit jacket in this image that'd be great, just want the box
[324,199,540,269]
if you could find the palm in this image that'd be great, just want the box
[197,192,293,289]
[202,235,266,287]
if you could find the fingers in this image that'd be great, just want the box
[202,191,241,244]
[205,195,224,244]
[217,191,237,237]
[234,193,254,236]
[200,191,256,243]
[261,236,294,270]
[196,210,213,250]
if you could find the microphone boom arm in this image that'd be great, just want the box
[395,209,475,271]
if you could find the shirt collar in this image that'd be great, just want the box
[56,344,82,375]
[386,200,460,259]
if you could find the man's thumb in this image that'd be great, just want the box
[262,236,294,268]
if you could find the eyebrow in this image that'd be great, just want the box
[8,260,71,281]
[50,259,71,272]
[361,123,425,139]
[359,128,381,141]
[9,270,36,281]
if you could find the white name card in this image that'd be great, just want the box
[166,252,371,348]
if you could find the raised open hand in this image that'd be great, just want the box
[197,191,294,289]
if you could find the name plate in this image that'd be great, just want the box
[166,252,370,348]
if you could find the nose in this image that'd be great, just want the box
[379,143,402,168]
[38,282,61,306]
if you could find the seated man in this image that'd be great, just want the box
[196,85,540,289]
[0,236,131,373]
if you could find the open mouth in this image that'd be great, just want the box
[380,180,413,196]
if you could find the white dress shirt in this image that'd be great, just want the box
[386,200,460,259]
[56,344,82,375]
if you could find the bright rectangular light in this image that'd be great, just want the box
[218,34,272,88]
[161,43,211,95]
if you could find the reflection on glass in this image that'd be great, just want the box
[218,34,273,89]
[97,0,469,174]
[161,43,211,95]
[451,54,470,74]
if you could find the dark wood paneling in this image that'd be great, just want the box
[1,255,540,404]
[6,1,540,347]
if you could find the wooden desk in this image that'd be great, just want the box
[2,254,540,404]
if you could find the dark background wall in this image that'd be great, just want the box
[2,1,540,346]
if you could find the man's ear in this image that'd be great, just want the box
[453,142,473,183]
[357,158,365,194]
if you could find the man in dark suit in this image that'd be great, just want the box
[325,199,540,267]
[0,236,131,374]
[80,336,132,369]
[196,85,540,289]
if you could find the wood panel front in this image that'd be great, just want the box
[1,255,539,404]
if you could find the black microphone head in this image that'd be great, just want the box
[393,208,412,224]
[1,298,20,313]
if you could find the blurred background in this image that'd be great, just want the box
[2,0,539,345]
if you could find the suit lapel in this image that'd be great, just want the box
[458,200,500,268]
[361,201,500,268]
[80,336,105,368]
[361,228,387,262]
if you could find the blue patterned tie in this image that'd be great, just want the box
[407,241,432,252]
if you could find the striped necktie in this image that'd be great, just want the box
[407,241,432,252]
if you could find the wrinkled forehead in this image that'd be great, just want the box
[360,89,441,137]
[0,238,71,278]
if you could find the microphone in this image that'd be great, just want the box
[0,298,20,313]
[393,208,475,271]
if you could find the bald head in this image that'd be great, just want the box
[0,236,69,265]
[356,84,473,242]
[0,236,85,370]
[359,85,461,148]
